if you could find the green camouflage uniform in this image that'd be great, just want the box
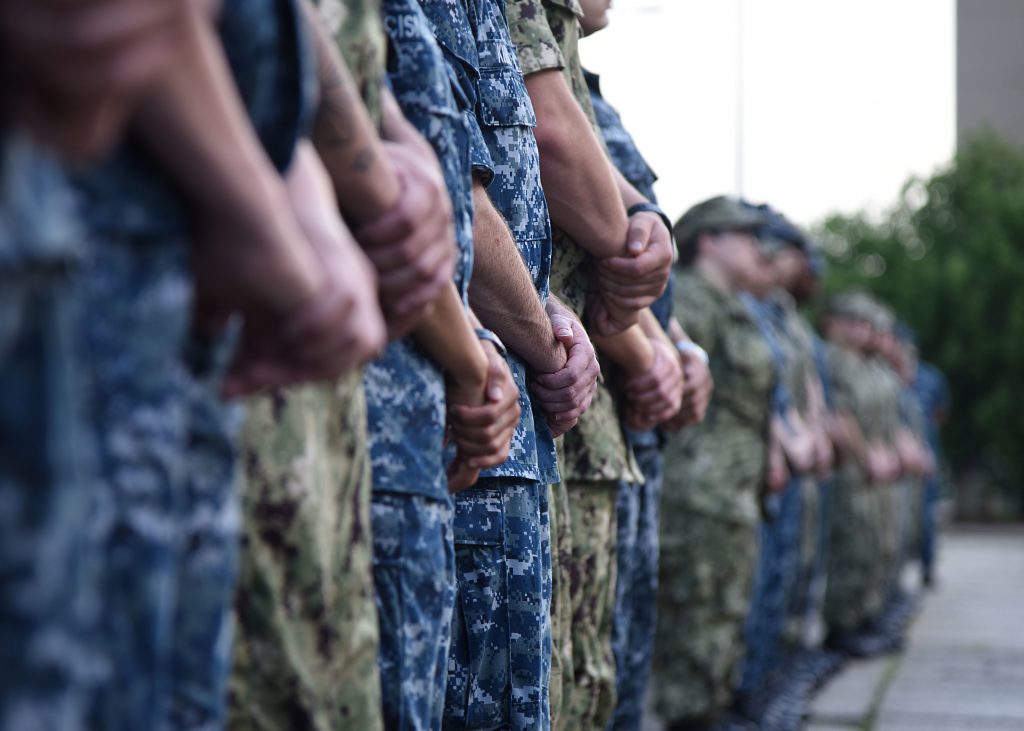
[229,2,385,728]
[653,271,775,726]
[823,342,883,633]
[867,356,905,605]
[505,2,642,727]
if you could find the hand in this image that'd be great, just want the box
[813,430,835,478]
[531,301,600,437]
[222,144,386,396]
[447,342,520,490]
[767,440,790,493]
[663,345,713,431]
[355,141,456,339]
[0,0,188,159]
[590,211,673,335]
[624,339,684,432]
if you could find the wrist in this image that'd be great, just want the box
[675,339,709,366]
[626,202,674,250]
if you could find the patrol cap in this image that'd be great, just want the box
[866,300,896,332]
[747,203,808,256]
[673,195,767,263]
[805,241,827,278]
[825,291,875,321]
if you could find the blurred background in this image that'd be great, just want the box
[584,0,1024,523]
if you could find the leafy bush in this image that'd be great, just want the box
[815,132,1024,516]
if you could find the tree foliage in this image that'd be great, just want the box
[815,132,1024,507]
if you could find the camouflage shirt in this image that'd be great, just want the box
[367,0,488,497]
[667,271,775,525]
[470,0,559,484]
[315,0,387,124]
[505,0,640,484]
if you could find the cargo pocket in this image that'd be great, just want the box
[447,488,511,728]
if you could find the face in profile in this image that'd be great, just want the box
[579,0,613,35]
[708,230,765,293]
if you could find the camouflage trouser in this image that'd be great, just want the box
[608,445,663,731]
[163,333,243,731]
[563,481,618,731]
[229,376,382,731]
[920,475,940,575]
[0,273,100,731]
[653,512,758,725]
[373,491,455,731]
[741,479,802,695]
[824,467,879,632]
[787,477,828,648]
[548,480,574,731]
[878,482,909,596]
[83,239,193,731]
[444,479,550,731]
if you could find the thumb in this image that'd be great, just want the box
[487,357,505,403]
[626,212,654,256]
[550,313,574,347]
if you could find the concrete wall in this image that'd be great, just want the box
[957,0,1024,146]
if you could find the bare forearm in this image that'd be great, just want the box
[132,5,320,310]
[614,165,648,209]
[638,308,674,348]
[592,323,655,377]
[525,69,627,257]
[469,186,565,373]
[414,284,488,387]
[302,0,400,224]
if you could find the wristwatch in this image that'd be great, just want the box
[675,339,709,366]
[475,328,507,358]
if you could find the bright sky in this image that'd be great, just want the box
[581,0,956,227]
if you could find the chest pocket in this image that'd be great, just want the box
[477,52,537,128]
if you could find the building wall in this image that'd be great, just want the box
[957,0,1024,146]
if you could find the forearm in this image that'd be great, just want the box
[525,69,627,257]
[592,323,655,377]
[132,4,320,310]
[302,0,400,225]
[638,308,674,348]
[414,284,489,387]
[468,185,565,373]
[614,165,649,209]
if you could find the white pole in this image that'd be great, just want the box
[736,0,745,197]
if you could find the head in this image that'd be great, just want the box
[696,228,768,293]
[822,292,875,350]
[579,0,613,35]
[822,313,872,350]
[674,196,769,293]
[766,245,807,293]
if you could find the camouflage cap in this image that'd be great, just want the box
[673,195,767,246]
[866,300,896,332]
[825,290,876,321]
[746,202,808,256]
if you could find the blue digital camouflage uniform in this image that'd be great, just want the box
[584,68,673,731]
[504,6,643,729]
[73,0,312,727]
[913,361,948,580]
[443,1,554,729]
[375,1,486,726]
[0,133,101,731]
[739,292,807,701]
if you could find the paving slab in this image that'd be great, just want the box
[808,655,895,726]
